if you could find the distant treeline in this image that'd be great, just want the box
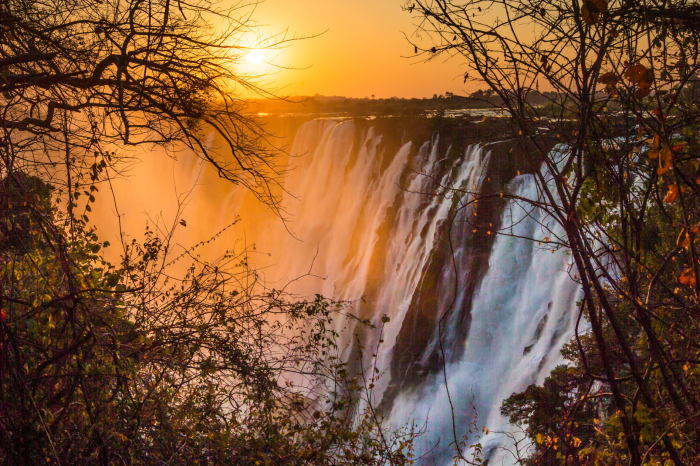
[250,90,561,116]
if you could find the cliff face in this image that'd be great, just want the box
[342,118,549,412]
[99,113,574,465]
[269,116,554,414]
[203,115,574,466]
[198,115,569,458]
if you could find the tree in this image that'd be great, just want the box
[501,366,597,466]
[0,0,418,463]
[0,177,415,464]
[406,0,700,464]
[0,0,289,212]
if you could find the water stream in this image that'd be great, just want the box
[95,117,581,465]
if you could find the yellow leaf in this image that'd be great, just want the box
[604,83,618,97]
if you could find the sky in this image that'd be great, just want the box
[235,0,476,99]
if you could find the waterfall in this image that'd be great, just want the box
[95,117,581,466]
[388,174,581,465]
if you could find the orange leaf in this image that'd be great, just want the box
[662,145,674,164]
[658,146,674,174]
[664,185,680,203]
[625,65,647,84]
[640,68,655,87]
[581,0,607,25]
[582,0,607,23]
[691,222,700,235]
[678,228,691,249]
[581,5,598,24]
[679,268,696,286]
[591,0,607,11]
[636,87,652,98]
[671,143,687,152]
[599,72,619,86]
[652,134,661,151]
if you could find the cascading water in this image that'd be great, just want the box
[96,117,581,466]
[388,174,582,465]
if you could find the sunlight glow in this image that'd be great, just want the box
[246,49,266,65]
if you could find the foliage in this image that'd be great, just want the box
[0,173,416,465]
[0,0,292,212]
[406,0,700,464]
[0,0,418,463]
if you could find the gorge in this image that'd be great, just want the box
[97,115,582,465]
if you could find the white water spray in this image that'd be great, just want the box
[96,118,581,466]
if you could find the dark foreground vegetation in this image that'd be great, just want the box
[408,0,700,464]
[7,0,700,463]
[0,0,416,464]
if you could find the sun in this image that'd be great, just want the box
[246,49,266,65]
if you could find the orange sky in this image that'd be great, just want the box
[237,0,477,99]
